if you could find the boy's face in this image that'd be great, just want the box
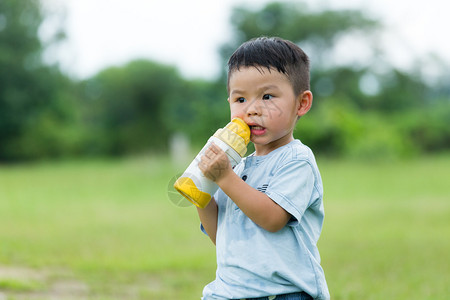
[228,66,311,156]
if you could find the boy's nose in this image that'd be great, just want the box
[245,100,261,116]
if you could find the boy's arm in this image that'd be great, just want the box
[199,144,291,233]
[196,198,218,245]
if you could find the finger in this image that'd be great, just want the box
[209,143,218,154]
[200,154,209,165]
[205,148,213,158]
[209,143,221,154]
[198,160,207,172]
[205,145,218,158]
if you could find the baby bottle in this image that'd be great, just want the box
[174,118,250,208]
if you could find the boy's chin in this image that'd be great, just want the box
[251,137,269,146]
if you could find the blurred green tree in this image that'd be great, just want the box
[220,2,379,71]
[80,59,231,155]
[167,79,228,146]
[217,1,449,157]
[0,0,79,161]
[80,60,188,155]
[2,0,446,160]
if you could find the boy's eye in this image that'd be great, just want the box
[262,94,273,100]
[236,97,246,103]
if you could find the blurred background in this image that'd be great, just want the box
[0,0,449,299]
[0,0,448,161]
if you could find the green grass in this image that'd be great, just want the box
[0,157,215,299]
[319,156,450,299]
[0,154,449,299]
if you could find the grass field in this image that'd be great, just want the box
[0,154,449,299]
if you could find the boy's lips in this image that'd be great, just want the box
[248,124,266,136]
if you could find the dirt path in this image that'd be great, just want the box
[0,265,89,300]
[0,265,165,300]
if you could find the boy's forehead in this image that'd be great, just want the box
[228,66,291,93]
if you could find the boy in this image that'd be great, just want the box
[197,37,329,300]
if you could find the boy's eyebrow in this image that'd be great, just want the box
[259,85,280,91]
[230,85,280,96]
[230,89,244,96]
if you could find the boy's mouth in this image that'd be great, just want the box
[249,125,266,136]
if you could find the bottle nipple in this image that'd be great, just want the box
[226,118,251,145]
[213,118,250,157]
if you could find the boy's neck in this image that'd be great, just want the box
[254,135,294,156]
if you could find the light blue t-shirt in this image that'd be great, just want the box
[202,140,330,300]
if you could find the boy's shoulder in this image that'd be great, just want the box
[242,140,317,172]
[274,139,315,163]
[271,140,320,177]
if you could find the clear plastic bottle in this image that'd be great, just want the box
[173,118,250,208]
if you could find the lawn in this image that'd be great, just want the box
[0,154,449,299]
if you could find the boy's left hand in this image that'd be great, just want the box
[199,143,232,182]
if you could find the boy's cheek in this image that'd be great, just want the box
[229,102,241,115]
[230,112,242,120]
[230,106,246,119]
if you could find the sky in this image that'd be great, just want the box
[42,0,450,80]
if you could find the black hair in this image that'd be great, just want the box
[227,37,310,95]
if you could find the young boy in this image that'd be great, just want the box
[197,37,329,300]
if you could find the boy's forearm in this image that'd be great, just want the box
[196,198,218,245]
[216,172,290,232]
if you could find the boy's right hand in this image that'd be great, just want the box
[199,143,232,183]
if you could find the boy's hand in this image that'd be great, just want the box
[199,143,231,182]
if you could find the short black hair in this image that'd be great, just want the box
[227,37,310,96]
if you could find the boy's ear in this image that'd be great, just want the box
[227,97,230,103]
[297,90,313,117]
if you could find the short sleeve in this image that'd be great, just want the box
[200,223,208,236]
[265,160,316,226]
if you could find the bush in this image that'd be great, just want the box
[396,100,450,153]
[297,98,415,159]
